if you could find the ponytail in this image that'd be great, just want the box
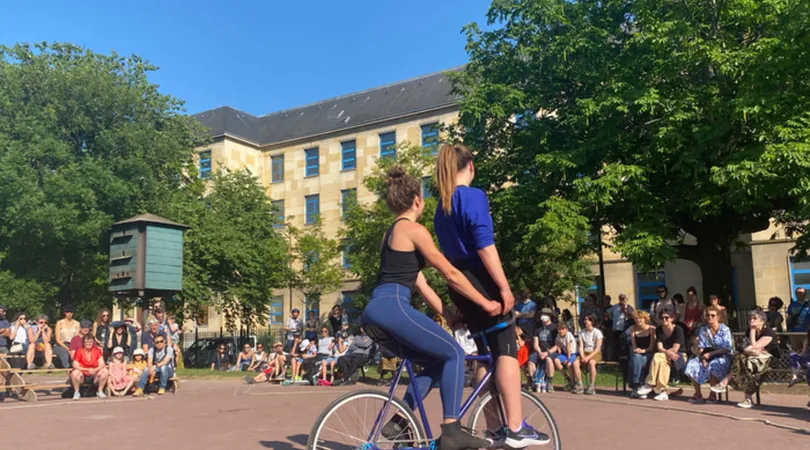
[436,144,474,215]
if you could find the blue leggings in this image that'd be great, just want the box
[362,283,465,419]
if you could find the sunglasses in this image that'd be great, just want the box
[154,340,165,344]
[38,321,47,324]
[707,314,718,318]
[660,316,672,321]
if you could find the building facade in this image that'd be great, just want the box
[189,69,806,330]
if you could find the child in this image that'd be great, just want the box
[548,322,578,391]
[516,327,531,385]
[321,333,348,385]
[130,348,147,382]
[109,346,134,396]
[293,339,316,381]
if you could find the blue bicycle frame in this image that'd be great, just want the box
[366,318,514,448]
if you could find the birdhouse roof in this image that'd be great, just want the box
[112,213,189,229]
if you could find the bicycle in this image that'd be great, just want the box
[307,316,561,450]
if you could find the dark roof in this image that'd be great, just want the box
[113,213,189,229]
[193,68,462,146]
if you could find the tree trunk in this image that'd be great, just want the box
[678,234,737,329]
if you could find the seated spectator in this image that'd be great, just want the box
[529,309,558,392]
[302,328,332,384]
[0,305,9,356]
[133,334,175,396]
[26,314,55,370]
[141,318,167,353]
[766,297,784,332]
[69,320,94,360]
[237,343,254,371]
[107,321,132,359]
[53,306,79,369]
[547,321,577,391]
[517,328,531,379]
[725,309,775,409]
[247,343,268,372]
[637,309,687,401]
[108,346,134,396]
[628,311,656,398]
[285,332,303,379]
[211,343,232,371]
[684,306,733,404]
[130,349,147,383]
[321,332,349,385]
[572,313,603,395]
[9,312,29,356]
[788,330,810,409]
[70,334,109,400]
[245,342,287,384]
[334,328,373,386]
[292,338,316,380]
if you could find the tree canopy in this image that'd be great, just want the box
[454,0,810,308]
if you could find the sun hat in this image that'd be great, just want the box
[132,348,145,357]
[112,346,124,355]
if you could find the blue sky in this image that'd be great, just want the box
[1,0,492,115]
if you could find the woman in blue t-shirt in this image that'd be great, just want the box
[433,144,545,448]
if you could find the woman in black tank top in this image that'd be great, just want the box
[361,166,500,450]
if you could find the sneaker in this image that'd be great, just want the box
[132,388,144,397]
[46,363,55,370]
[710,383,727,394]
[96,390,107,399]
[546,384,555,393]
[439,420,492,450]
[636,384,653,396]
[532,383,541,393]
[72,391,81,401]
[585,385,596,395]
[504,422,551,448]
[787,377,801,388]
[638,394,648,400]
[653,391,669,401]
[688,395,705,404]
[158,388,166,395]
[563,381,574,392]
[630,388,639,399]
[27,364,36,370]
[244,376,255,384]
[573,383,585,394]
[737,398,753,409]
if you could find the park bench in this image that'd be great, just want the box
[595,358,627,393]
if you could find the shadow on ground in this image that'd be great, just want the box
[259,434,308,449]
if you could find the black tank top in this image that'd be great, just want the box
[634,333,651,351]
[376,218,426,291]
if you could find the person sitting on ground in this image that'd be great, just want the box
[247,343,268,372]
[133,333,175,396]
[130,348,147,384]
[26,314,54,370]
[107,321,132,360]
[245,342,287,384]
[547,321,577,391]
[637,309,687,401]
[211,343,231,371]
[141,318,167,353]
[628,311,656,398]
[53,306,79,369]
[723,309,776,409]
[70,334,109,400]
[237,343,254,371]
[572,313,603,395]
[321,332,349,385]
[684,306,733,404]
[69,320,94,360]
[765,296,784,332]
[334,328,373,386]
[528,308,557,392]
[708,295,728,324]
[108,346,134,396]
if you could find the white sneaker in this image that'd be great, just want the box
[96,390,107,399]
[532,383,541,393]
[636,384,653,396]
[737,399,753,409]
[653,391,669,401]
[72,392,81,401]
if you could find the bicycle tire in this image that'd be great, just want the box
[466,389,561,449]
[307,389,428,450]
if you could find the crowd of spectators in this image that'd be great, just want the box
[0,302,180,401]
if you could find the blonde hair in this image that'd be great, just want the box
[436,144,474,215]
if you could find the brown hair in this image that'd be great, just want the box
[631,310,650,324]
[436,144,474,215]
[385,166,421,214]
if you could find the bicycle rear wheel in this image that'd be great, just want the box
[466,389,561,449]
[307,389,428,450]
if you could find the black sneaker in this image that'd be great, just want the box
[504,422,551,448]
[439,421,492,450]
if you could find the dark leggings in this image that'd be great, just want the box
[362,283,465,419]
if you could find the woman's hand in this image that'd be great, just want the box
[483,300,502,317]
[702,352,712,361]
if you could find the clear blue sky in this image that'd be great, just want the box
[1,0,493,116]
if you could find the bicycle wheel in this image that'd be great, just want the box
[307,389,428,450]
[466,389,561,449]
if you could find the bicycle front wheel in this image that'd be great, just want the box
[307,389,428,450]
[467,389,561,449]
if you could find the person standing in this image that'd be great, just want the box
[605,294,634,361]
[515,291,537,338]
[680,287,705,338]
[650,286,678,326]
[579,294,602,330]
[788,287,810,350]
[284,309,303,352]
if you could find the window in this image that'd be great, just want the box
[421,123,439,152]
[341,140,356,171]
[790,257,810,294]
[305,194,320,224]
[341,188,356,218]
[422,177,435,198]
[342,291,360,324]
[199,150,212,179]
[305,147,319,177]
[379,131,396,158]
[269,296,283,326]
[304,251,320,271]
[271,155,284,183]
[272,200,285,228]
[636,270,666,311]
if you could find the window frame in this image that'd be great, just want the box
[271,199,285,228]
[379,131,396,158]
[635,270,666,311]
[341,140,357,171]
[341,188,356,219]
[305,147,320,177]
[421,123,439,153]
[269,296,284,326]
[305,194,320,225]
[271,154,284,183]
[199,150,212,180]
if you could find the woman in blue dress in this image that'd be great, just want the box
[684,306,733,403]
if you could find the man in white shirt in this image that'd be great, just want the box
[605,293,634,361]
[285,308,303,352]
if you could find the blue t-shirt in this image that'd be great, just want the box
[516,300,537,326]
[787,301,810,332]
[0,318,10,347]
[434,186,496,266]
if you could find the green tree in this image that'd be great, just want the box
[0,42,200,317]
[454,0,810,311]
[283,217,344,320]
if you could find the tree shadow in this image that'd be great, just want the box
[259,434,309,450]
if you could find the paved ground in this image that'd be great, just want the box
[2,378,809,449]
